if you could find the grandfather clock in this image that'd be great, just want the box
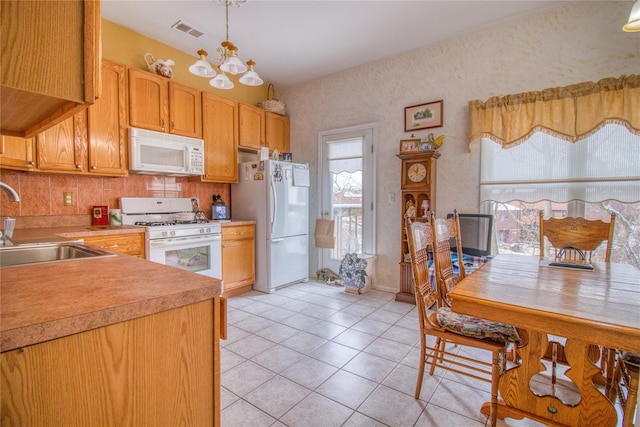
[397,151,440,303]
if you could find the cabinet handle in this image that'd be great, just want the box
[171,120,175,132]
[27,161,35,165]
[222,243,227,248]
[91,165,97,170]
[161,119,166,131]
[75,164,82,169]
[104,244,119,249]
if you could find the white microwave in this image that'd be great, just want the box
[129,127,204,176]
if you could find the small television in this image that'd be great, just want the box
[447,213,494,258]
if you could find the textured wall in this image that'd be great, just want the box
[282,2,640,292]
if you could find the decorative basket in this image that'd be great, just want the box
[258,83,286,116]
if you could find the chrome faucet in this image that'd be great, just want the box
[0,181,20,202]
[0,181,19,246]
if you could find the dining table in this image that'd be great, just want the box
[449,254,640,427]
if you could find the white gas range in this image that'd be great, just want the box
[120,197,222,283]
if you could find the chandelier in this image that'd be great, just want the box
[623,0,640,32]
[188,0,263,89]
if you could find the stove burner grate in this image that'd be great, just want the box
[135,219,210,227]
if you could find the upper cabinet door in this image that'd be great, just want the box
[0,135,37,171]
[200,92,238,183]
[238,104,265,151]
[36,112,87,173]
[169,82,202,138]
[87,60,128,176]
[128,68,168,133]
[265,112,290,154]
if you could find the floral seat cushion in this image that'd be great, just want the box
[436,307,521,343]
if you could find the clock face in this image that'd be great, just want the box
[407,163,427,183]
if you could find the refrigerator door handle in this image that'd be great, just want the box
[270,180,277,234]
[271,238,284,243]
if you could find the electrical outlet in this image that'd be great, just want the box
[63,192,73,206]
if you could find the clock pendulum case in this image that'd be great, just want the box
[396,151,440,303]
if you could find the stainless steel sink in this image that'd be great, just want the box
[0,242,116,267]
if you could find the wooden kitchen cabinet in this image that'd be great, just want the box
[1,0,100,138]
[0,135,37,171]
[82,232,145,258]
[1,298,224,426]
[196,92,238,183]
[238,105,290,154]
[169,81,202,138]
[238,103,264,151]
[34,60,128,176]
[87,60,128,176]
[221,224,255,297]
[36,112,88,173]
[265,112,290,154]
[128,68,202,138]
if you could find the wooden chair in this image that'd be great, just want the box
[538,211,617,380]
[611,351,639,427]
[406,211,521,427]
[539,211,616,262]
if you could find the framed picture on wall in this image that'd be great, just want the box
[399,138,421,154]
[405,100,443,132]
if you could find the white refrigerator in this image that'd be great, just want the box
[231,160,310,293]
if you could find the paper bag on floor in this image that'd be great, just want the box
[314,219,335,248]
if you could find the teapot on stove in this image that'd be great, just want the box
[144,53,175,79]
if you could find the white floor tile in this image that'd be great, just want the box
[280,356,337,389]
[279,392,354,427]
[244,375,311,419]
[358,385,426,426]
[221,282,600,427]
[315,370,377,409]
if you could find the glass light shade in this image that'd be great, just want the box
[239,69,263,86]
[220,56,247,75]
[189,59,216,77]
[623,0,640,31]
[209,73,234,90]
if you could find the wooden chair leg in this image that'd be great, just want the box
[623,363,638,427]
[429,338,442,376]
[415,335,426,399]
[488,350,500,427]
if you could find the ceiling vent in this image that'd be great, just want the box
[171,20,204,38]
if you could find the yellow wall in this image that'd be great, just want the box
[102,20,266,106]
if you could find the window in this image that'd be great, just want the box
[480,124,640,268]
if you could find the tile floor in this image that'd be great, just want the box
[220,281,614,427]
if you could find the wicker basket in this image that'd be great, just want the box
[258,83,286,116]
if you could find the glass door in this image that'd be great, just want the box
[318,124,376,274]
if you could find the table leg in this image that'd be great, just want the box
[481,330,618,426]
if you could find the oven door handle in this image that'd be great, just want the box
[149,234,221,248]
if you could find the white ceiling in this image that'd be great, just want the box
[102,0,563,88]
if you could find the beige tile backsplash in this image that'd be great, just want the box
[0,170,230,229]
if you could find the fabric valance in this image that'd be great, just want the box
[468,74,640,149]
